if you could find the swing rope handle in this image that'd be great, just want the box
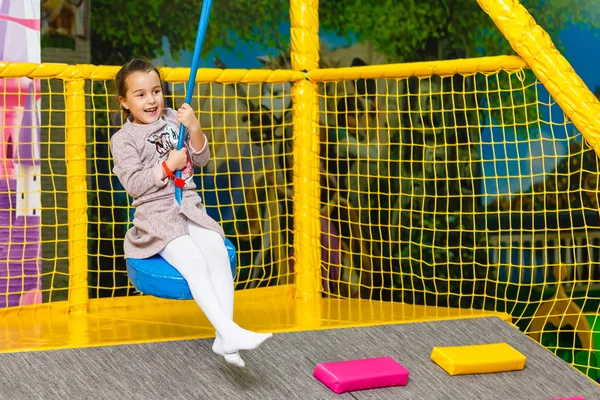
[175,0,214,205]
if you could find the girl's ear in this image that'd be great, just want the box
[118,96,129,110]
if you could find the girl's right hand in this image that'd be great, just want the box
[166,148,188,171]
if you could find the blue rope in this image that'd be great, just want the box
[175,0,214,204]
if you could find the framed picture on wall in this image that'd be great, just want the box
[41,0,87,50]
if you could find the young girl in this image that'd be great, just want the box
[110,58,272,368]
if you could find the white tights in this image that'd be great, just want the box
[159,220,271,367]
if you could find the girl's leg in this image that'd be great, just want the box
[159,235,272,356]
[186,221,243,366]
[187,222,234,323]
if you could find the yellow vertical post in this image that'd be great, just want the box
[290,0,321,308]
[65,78,89,314]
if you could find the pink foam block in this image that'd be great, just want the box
[313,356,410,394]
[549,397,586,400]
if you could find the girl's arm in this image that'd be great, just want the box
[187,136,211,168]
[110,132,168,198]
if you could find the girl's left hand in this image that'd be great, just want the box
[177,103,200,130]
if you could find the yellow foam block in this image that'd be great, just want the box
[430,343,526,376]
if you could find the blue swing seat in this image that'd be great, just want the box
[126,237,237,300]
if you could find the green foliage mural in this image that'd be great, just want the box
[91,0,600,65]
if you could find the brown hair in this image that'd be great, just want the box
[115,58,162,117]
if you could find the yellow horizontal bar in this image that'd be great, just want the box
[160,67,304,84]
[1,56,525,83]
[0,62,304,83]
[0,62,89,80]
[308,55,527,81]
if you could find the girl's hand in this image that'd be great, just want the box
[177,103,201,134]
[166,148,188,172]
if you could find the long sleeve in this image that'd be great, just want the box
[110,132,167,199]
[188,134,210,168]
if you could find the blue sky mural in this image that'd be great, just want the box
[155,24,600,205]
[481,27,600,201]
[479,25,599,204]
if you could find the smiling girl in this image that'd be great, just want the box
[110,58,272,368]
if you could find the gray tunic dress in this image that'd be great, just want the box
[110,108,224,259]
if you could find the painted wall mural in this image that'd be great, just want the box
[0,0,42,307]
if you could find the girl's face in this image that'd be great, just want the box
[119,70,164,125]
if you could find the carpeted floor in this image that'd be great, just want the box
[0,316,597,399]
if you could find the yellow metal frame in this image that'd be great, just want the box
[0,0,598,359]
[0,63,304,83]
[309,55,527,81]
[0,54,527,82]
[65,78,89,315]
[0,54,539,318]
[290,0,321,306]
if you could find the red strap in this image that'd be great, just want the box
[162,161,174,178]
[162,161,185,188]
